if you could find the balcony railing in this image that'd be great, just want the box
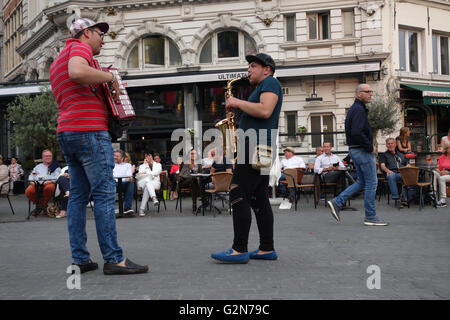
[279,131,348,155]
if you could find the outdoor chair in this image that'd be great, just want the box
[0,179,15,215]
[399,166,433,210]
[205,172,233,217]
[283,168,314,211]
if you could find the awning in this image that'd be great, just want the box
[0,84,44,97]
[124,61,380,88]
[0,61,380,97]
[402,84,450,106]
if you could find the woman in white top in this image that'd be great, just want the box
[136,153,162,216]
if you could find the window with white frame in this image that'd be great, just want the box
[199,30,257,64]
[398,29,420,72]
[285,14,296,42]
[310,114,334,148]
[342,9,354,37]
[432,33,449,75]
[126,35,182,69]
[308,12,330,40]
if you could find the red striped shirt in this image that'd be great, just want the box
[49,39,108,133]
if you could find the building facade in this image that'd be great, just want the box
[0,0,448,161]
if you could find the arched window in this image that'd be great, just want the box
[199,30,257,64]
[127,35,182,69]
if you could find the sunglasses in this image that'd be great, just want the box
[360,90,374,93]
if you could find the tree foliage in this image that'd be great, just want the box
[7,87,59,158]
[367,91,399,135]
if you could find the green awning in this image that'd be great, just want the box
[402,84,450,106]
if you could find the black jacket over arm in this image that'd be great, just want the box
[345,99,373,153]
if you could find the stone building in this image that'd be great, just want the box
[0,0,448,160]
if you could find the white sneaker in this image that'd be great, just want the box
[138,208,145,217]
[152,198,159,206]
[437,201,447,208]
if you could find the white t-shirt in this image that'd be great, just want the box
[113,162,132,181]
[280,156,306,170]
[314,153,345,174]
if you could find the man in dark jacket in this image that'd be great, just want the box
[327,84,388,226]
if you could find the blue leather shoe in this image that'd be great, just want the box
[211,248,250,264]
[249,250,278,260]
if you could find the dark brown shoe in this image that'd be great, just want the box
[103,258,148,275]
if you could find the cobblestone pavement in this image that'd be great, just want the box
[0,194,448,300]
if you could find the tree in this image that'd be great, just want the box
[7,87,59,159]
[367,91,400,153]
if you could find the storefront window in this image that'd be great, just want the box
[405,106,426,151]
[198,82,252,126]
[127,86,185,128]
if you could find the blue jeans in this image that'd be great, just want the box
[57,131,124,265]
[117,180,134,210]
[387,172,417,201]
[333,148,378,220]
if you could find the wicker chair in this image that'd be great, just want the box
[399,166,433,210]
[205,172,233,216]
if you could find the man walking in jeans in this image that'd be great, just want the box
[328,84,388,226]
[50,18,148,274]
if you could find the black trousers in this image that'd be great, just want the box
[230,163,274,253]
[57,175,70,211]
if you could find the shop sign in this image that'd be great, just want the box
[423,96,450,106]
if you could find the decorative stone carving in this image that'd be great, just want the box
[255,0,280,27]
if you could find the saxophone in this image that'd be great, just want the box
[215,76,245,158]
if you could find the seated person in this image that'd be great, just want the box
[177,149,202,211]
[26,149,61,216]
[314,141,354,187]
[201,148,216,174]
[438,129,450,152]
[396,127,412,154]
[124,152,136,175]
[379,138,415,204]
[307,147,323,171]
[0,155,9,195]
[169,157,183,200]
[8,157,24,193]
[113,150,134,215]
[278,147,305,202]
[153,153,168,176]
[136,152,162,216]
[55,166,70,219]
[434,144,450,208]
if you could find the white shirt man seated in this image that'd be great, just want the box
[314,142,350,185]
[113,150,134,214]
[279,147,305,201]
[280,147,306,170]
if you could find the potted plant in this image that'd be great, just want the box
[297,126,307,141]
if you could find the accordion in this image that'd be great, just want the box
[93,59,135,141]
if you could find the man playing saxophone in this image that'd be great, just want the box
[211,53,283,263]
